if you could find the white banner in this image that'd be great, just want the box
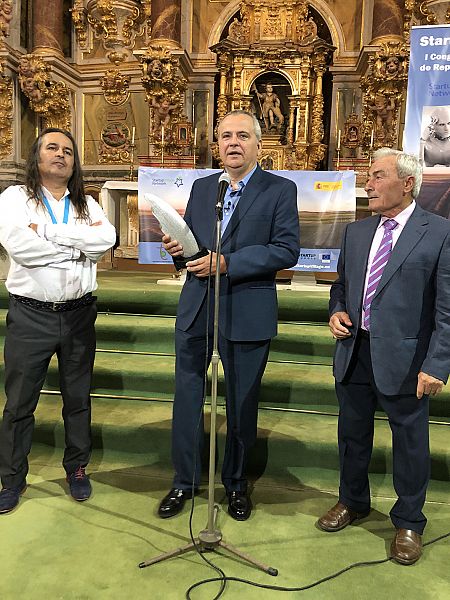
[138,167,356,271]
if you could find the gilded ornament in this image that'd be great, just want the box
[361,42,409,149]
[101,69,131,105]
[140,45,188,155]
[0,72,13,159]
[18,54,71,130]
[70,0,89,48]
[0,0,13,42]
[86,0,146,64]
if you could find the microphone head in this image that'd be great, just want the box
[218,172,231,185]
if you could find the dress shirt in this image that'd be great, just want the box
[0,185,116,302]
[221,164,257,233]
[361,200,416,329]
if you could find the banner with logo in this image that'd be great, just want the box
[403,24,450,218]
[138,167,356,271]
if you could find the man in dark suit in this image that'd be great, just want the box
[158,110,300,520]
[317,148,450,564]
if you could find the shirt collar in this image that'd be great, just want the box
[226,164,258,192]
[379,200,416,229]
[41,186,70,202]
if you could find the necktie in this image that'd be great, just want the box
[221,182,244,233]
[363,219,398,330]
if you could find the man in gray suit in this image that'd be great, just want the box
[317,148,450,565]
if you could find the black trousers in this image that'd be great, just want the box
[336,332,430,534]
[172,296,270,492]
[0,297,97,488]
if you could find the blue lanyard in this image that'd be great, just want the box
[42,195,70,224]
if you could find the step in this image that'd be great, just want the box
[0,272,332,323]
[24,394,450,489]
[0,348,448,418]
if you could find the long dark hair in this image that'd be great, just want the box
[25,127,90,222]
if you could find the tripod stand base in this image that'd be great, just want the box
[139,536,278,576]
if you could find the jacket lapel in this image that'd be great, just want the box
[221,166,265,245]
[374,205,429,298]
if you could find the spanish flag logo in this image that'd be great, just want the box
[314,181,343,191]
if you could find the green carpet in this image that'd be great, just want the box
[0,399,448,600]
[0,271,448,599]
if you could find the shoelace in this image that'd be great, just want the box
[73,466,86,480]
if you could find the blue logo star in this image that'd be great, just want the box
[174,177,183,188]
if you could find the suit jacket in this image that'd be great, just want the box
[176,165,300,341]
[330,204,450,395]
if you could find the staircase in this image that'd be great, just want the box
[0,270,448,497]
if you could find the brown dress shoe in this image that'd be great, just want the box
[390,528,422,565]
[317,501,370,532]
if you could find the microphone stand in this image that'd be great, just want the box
[139,191,278,578]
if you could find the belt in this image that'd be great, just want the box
[10,293,96,312]
[358,328,370,339]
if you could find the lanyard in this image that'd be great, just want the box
[42,195,70,224]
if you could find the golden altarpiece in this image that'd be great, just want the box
[210,1,333,171]
[1,0,450,269]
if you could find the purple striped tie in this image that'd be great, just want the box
[363,219,398,330]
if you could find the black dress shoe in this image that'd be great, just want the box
[227,490,252,521]
[158,488,193,519]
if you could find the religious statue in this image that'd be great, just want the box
[0,0,13,39]
[252,83,284,132]
[368,93,395,142]
[152,97,177,131]
[382,56,402,78]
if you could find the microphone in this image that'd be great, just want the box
[216,172,231,216]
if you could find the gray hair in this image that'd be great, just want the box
[373,147,423,199]
[219,110,262,141]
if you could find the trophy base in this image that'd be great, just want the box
[172,247,209,271]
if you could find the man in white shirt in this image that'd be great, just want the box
[0,128,116,513]
[317,149,450,565]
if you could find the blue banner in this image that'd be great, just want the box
[403,24,450,160]
[403,24,450,219]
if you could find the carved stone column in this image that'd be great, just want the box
[151,0,181,47]
[217,53,230,121]
[32,0,64,56]
[371,0,404,43]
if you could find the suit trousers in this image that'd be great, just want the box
[0,296,97,488]
[172,293,270,492]
[336,332,430,534]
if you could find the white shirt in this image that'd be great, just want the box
[0,185,116,301]
[361,201,416,327]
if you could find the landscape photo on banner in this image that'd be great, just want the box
[137,168,356,272]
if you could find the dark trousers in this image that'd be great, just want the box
[172,297,270,492]
[0,297,97,488]
[336,333,430,534]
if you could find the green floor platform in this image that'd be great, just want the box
[0,271,448,599]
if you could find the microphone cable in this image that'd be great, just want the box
[185,530,450,599]
[171,194,450,599]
